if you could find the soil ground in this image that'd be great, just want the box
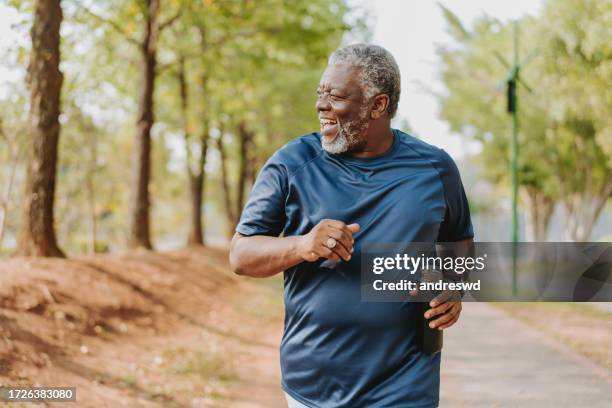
[0,248,286,407]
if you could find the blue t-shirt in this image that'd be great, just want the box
[236,129,473,408]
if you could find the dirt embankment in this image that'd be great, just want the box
[0,247,286,408]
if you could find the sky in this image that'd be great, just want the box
[0,0,543,157]
[353,0,544,157]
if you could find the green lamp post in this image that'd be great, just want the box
[494,21,536,296]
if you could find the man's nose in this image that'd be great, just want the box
[315,96,331,112]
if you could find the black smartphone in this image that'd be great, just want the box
[418,300,443,354]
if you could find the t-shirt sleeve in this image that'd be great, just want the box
[436,149,474,242]
[235,151,288,237]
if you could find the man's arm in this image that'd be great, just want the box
[229,234,305,278]
[424,238,474,330]
[230,220,360,278]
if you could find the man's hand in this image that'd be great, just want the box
[298,219,360,262]
[424,290,462,330]
[230,220,359,278]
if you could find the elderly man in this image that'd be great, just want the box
[230,44,473,408]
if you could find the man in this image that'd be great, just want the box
[230,44,474,408]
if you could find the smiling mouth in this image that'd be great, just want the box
[320,118,338,137]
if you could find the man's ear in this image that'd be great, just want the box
[370,94,390,120]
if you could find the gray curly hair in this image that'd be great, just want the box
[328,44,401,118]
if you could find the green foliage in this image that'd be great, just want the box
[437,0,611,240]
[537,0,612,170]
[151,0,354,237]
[55,101,132,252]
[1,0,362,252]
[437,13,555,198]
[438,2,470,41]
[438,2,610,202]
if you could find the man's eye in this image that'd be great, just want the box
[316,90,343,101]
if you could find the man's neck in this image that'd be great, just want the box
[349,125,394,158]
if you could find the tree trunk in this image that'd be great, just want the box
[193,25,210,246]
[217,130,236,237]
[187,172,204,245]
[249,152,261,188]
[16,0,65,257]
[563,179,612,241]
[86,127,97,253]
[128,0,159,250]
[522,187,555,242]
[188,131,208,245]
[236,122,254,224]
[245,141,257,196]
[177,55,208,246]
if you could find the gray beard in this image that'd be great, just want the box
[321,108,369,154]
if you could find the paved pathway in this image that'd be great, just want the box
[440,303,612,407]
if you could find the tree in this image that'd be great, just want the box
[16,0,65,257]
[436,11,557,241]
[437,3,611,241]
[546,119,611,241]
[175,54,209,245]
[54,100,106,253]
[537,0,612,241]
[78,0,182,249]
[153,0,354,239]
[165,11,213,246]
[127,0,160,249]
[208,0,351,235]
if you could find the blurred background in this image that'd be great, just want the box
[0,0,609,257]
[0,0,610,407]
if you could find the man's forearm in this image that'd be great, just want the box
[230,220,359,278]
[229,234,305,278]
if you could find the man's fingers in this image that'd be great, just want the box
[430,303,461,329]
[304,219,360,264]
[327,242,351,261]
[324,219,350,232]
[325,220,358,242]
[424,300,454,319]
[429,306,456,328]
[327,252,340,261]
[327,228,353,255]
[436,308,461,330]
[437,315,459,330]
[318,246,336,260]
[429,289,460,308]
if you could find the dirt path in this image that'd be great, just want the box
[0,248,286,407]
[441,303,612,407]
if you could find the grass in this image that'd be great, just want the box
[162,346,237,383]
[155,345,238,406]
[121,373,139,389]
